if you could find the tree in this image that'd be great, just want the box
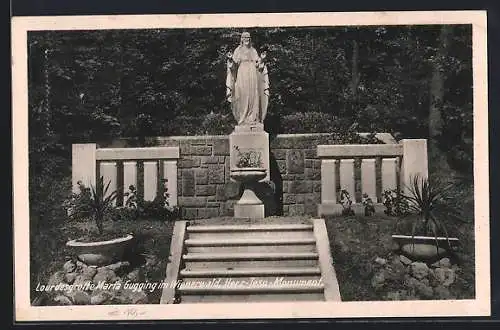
[428,25,453,172]
[28,25,474,181]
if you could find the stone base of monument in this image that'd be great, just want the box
[234,204,265,219]
[229,125,270,182]
[230,168,267,219]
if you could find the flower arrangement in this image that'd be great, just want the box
[233,145,263,168]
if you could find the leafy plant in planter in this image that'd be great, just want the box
[64,177,133,265]
[65,178,119,235]
[393,174,463,259]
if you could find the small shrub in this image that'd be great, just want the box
[137,198,179,221]
[382,189,409,217]
[63,180,92,221]
[137,180,180,221]
[281,112,342,134]
[163,115,204,136]
[201,112,235,135]
[110,206,139,222]
[108,180,180,222]
[30,175,71,232]
[161,113,235,136]
[278,112,383,144]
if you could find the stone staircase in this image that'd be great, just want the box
[160,218,341,303]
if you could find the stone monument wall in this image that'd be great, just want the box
[108,133,373,219]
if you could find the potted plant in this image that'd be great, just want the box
[65,176,134,266]
[392,175,461,260]
[230,146,266,205]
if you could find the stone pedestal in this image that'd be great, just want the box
[229,124,270,182]
[230,124,270,219]
[234,204,265,219]
[233,177,266,219]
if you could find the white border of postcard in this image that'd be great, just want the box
[12,11,490,321]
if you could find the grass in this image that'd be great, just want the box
[31,212,475,303]
[188,212,475,301]
[30,218,175,304]
[31,179,475,304]
[32,213,475,303]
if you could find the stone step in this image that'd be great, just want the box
[179,292,325,303]
[187,230,315,240]
[188,218,312,226]
[184,259,319,269]
[187,244,317,254]
[184,237,316,247]
[179,266,322,277]
[182,252,319,262]
[161,218,342,304]
[178,276,323,290]
[186,224,314,232]
[177,282,324,295]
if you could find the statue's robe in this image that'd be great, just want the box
[226,46,269,125]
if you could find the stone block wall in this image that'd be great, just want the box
[156,136,235,220]
[108,133,373,219]
[270,134,325,217]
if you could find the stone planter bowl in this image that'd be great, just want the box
[392,234,459,260]
[230,168,267,206]
[66,234,134,266]
[230,167,267,183]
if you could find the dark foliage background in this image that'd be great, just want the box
[27,25,473,230]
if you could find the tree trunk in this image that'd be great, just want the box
[429,25,452,138]
[350,39,360,100]
[429,25,453,174]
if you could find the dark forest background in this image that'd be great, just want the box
[27,25,473,231]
